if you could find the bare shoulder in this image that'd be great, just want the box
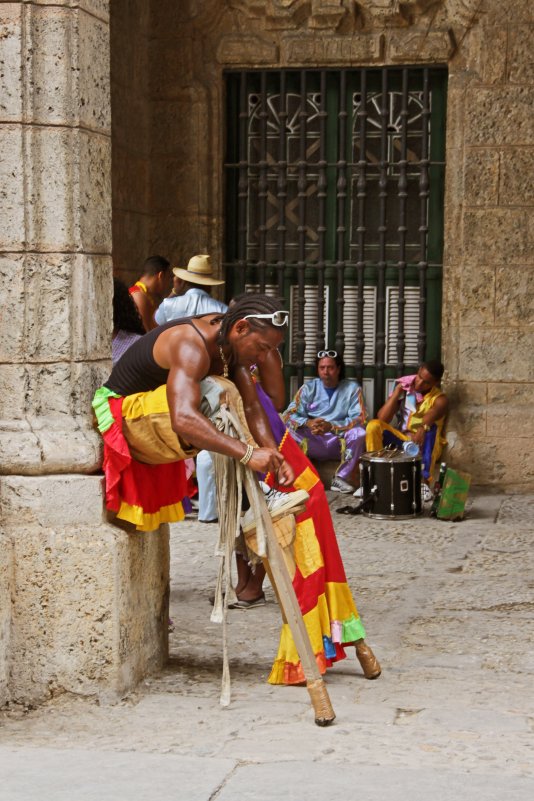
[131,290,149,309]
[435,392,449,410]
[153,324,210,373]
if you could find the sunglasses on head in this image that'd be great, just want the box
[243,310,290,327]
[317,349,338,359]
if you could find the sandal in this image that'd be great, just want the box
[227,594,266,610]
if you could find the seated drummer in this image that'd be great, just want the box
[365,361,448,494]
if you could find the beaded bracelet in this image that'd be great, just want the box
[239,444,254,465]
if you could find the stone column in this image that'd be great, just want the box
[443,1,534,488]
[0,1,168,706]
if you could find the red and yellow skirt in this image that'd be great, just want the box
[92,385,195,531]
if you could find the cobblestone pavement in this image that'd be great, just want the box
[1,491,534,800]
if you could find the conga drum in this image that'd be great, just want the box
[359,451,422,519]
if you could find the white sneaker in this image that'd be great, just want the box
[353,487,364,498]
[330,476,354,494]
[421,483,433,503]
[241,481,310,533]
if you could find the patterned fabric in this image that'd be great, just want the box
[92,385,193,531]
[396,381,444,434]
[257,384,367,685]
[112,329,142,365]
[91,376,241,531]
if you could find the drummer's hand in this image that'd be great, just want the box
[310,418,328,434]
[248,447,284,475]
[411,428,425,446]
[275,459,295,487]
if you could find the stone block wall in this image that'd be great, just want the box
[1,476,169,704]
[1,1,170,706]
[0,533,13,706]
[112,0,532,488]
[442,2,534,489]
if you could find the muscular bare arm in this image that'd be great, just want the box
[233,365,294,485]
[158,329,285,476]
[410,394,449,445]
[423,394,448,428]
[377,383,404,423]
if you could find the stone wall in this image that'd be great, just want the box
[1,477,169,704]
[0,1,169,706]
[442,3,534,488]
[110,0,153,285]
[0,532,13,704]
[126,0,533,488]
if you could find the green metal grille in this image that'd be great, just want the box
[224,67,447,411]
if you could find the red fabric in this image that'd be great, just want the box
[103,397,130,511]
[266,431,349,617]
[103,396,189,516]
[283,651,329,685]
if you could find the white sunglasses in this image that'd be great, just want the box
[317,349,338,358]
[243,310,290,327]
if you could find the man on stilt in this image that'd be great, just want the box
[92,295,307,530]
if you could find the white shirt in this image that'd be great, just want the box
[155,287,228,324]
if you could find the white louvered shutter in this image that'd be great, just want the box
[342,286,377,366]
[289,284,329,364]
[385,286,420,365]
[244,283,280,298]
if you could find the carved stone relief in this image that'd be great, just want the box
[208,0,489,69]
[224,0,486,33]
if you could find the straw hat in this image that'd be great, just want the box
[172,254,225,286]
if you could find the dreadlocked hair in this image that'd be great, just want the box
[219,293,285,343]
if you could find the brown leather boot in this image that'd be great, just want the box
[355,639,381,679]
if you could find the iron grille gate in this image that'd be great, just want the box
[224,67,447,412]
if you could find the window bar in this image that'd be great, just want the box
[316,70,327,354]
[237,71,248,293]
[355,69,368,382]
[375,69,389,409]
[418,68,430,362]
[258,71,268,292]
[335,69,347,357]
[295,70,308,385]
[276,71,287,298]
[396,68,409,375]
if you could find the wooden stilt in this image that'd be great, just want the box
[258,505,336,727]
[211,392,334,725]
